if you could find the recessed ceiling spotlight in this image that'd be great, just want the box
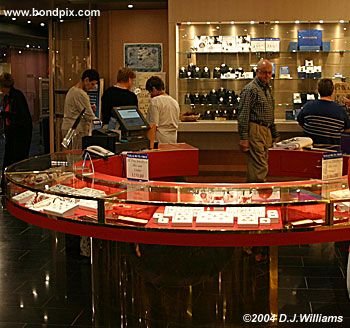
[250,21,255,25]
[344,27,347,31]
[216,26,220,29]
[12,17,16,21]
[27,20,31,24]
[295,20,300,24]
[59,19,64,23]
[128,4,133,9]
[319,20,324,24]
[18,50,22,54]
[40,22,45,27]
[26,44,30,48]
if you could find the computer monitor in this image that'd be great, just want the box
[112,106,149,132]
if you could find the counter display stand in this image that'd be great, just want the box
[5,151,350,326]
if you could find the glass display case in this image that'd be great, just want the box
[176,21,350,121]
[4,152,350,243]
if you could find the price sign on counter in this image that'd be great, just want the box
[126,153,149,181]
[322,152,343,181]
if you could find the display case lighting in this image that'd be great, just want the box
[295,20,300,24]
[275,21,279,24]
[127,4,133,9]
[216,26,220,29]
[250,21,255,24]
[187,22,191,25]
[319,20,324,24]
[340,20,345,23]
[230,21,234,24]
[18,50,22,54]
[26,44,30,48]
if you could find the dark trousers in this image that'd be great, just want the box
[1,130,32,193]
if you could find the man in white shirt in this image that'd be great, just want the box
[145,76,180,144]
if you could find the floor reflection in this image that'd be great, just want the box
[92,242,270,327]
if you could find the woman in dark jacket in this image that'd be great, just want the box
[0,73,32,192]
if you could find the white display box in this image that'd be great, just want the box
[259,217,271,225]
[78,199,98,212]
[196,212,234,226]
[157,217,169,225]
[237,216,259,228]
[49,184,76,194]
[43,201,79,216]
[12,190,36,204]
[172,212,193,226]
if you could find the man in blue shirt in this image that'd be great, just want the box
[297,78,350,146]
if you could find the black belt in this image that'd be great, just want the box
[250,120,272,128]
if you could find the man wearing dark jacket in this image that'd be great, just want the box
[0,73,32,192]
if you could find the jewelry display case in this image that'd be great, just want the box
[5,152,350,246]
[176,21,350,122]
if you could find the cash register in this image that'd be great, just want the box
[113,106,150,152]
[83,106,150,154]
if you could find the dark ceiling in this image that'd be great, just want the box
[0,1,168,49]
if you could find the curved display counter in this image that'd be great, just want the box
[4,150,350,247]
[4,149,350,326]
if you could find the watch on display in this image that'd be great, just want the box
[184,93,192,105]
[213,67,221,79]
[202,66,210,78]
[179,66,188,78]
[209,89,218,104]
[193,66,202,78]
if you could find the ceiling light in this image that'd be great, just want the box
[128,4,133,9]
[187,22,191,25]
[26,44,30,48]
[12,17,16,21]
[340,20,345,23]
[250,21,255,25]
[18,50,22,54]
[216,26,220,29]
[59,19,64,23]
[275,21,279,24]
[319,20,324,24]
[27,20,31,24]
[40,22,45,27]
[295,20,300,24]
[230,21,234,24]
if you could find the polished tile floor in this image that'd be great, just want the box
[0,203,349,327]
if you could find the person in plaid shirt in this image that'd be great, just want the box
[238,59,279,182]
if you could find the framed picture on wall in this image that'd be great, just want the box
[124,43,162,72]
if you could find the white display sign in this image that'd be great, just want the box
[322,152,343,181]
[126,153,149,181]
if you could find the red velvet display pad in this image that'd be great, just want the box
[269,148,349,179]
